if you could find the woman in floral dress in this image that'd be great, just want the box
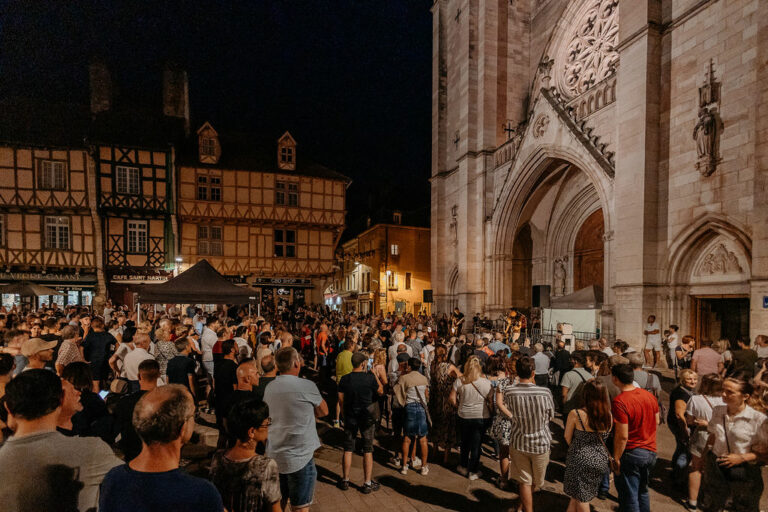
[429,344,461,464]
[489,353,518,489]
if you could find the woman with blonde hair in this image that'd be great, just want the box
[371,348,389,428]
[668,369,698,486]
[449,356,492,480]
[712,338,732,376]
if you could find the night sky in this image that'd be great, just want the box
[0,0,433,232]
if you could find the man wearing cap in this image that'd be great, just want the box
[21,337,58,371]
[337,351,383,493]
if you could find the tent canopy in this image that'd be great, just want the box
[0,282,65,297]
[549,285,603,310]
[135,259,256,304]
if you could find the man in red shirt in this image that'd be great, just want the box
[611,363,659,512]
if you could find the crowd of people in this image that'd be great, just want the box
[0,301,766,512]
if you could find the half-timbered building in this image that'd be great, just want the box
[0,100,99,306]
[88,63,187,306]
[177,124,348,308]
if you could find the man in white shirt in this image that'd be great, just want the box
[200,318,220,377]
[124,333,154,392]
[532,343,550,387]
[643,314,662,368]
[387,331,412,361]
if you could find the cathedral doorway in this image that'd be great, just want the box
[511,224,532,307]
[691,295,750,345]
[573,209,604,299]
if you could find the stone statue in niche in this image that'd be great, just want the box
[553,257,567,296]
[694,59,722,177]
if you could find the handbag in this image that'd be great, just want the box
[471,380,495,415]
[597,428,619,473]
[415,386,432,427]
[718,415,750,481]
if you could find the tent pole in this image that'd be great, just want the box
[137,301,141,323]
[248,303,252,316]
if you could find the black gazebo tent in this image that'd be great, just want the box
[135,259,256,304]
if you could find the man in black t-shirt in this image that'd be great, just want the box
[40,317,62,371]
[337,351,383,493]
[82,317,116,391]
[213,339,238,447]
[113,359,159,462]
[166,338,196,400]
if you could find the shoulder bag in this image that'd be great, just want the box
[471,380,495,415]
[718,414,750,481]
[415,386,432,427]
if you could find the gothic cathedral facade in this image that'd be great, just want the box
[431,0,768,346]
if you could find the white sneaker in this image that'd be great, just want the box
[456,466,468,476]
[468,472,480,481]
[412,456,422,469]
[400,466,408,475]
[420,466,429,476]
[390,456,401,468]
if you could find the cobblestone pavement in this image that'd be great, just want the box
[189,370,768,512]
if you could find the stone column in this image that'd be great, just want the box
[612,1,663,348]
[752,0,768,339]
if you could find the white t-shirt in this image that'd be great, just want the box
[686,394,724,422]
[123,347,154,381]
[453,377,492,419]
[667,332,679,350]
[645,322,661,343]
[234,337,252,358]
[200,327,217,362]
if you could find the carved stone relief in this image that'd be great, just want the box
[533,114,550,138]
[695,243,743,276]
[556,0,619,99]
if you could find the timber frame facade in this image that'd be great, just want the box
[177,126,348,308]
[0,64,348,308]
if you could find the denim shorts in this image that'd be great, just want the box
[404,402,428,437]
[279,459,316,509]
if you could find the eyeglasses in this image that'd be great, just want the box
[259,418,273,429]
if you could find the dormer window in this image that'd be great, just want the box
[277,131,297,171]
[197,122,220,164]
[393,211,402,224]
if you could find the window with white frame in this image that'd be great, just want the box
[38,160,66,190]
[198,225,223,256]
[387,272,397,289]
[44,216,70,250]
[126,220,148,254]
[274,229,296,258]
[391,244,399,256]
[115,166,140,195]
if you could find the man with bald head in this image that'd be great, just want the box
[99,385,223,511]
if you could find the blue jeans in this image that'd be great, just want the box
[279,459,317,509]
[616,448,657,512]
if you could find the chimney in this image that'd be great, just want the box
[162,63,190,135]
[89,59,111,115]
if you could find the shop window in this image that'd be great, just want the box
[274,229,296,258]
[38,160,66,190]
[44,216,70,250]
[198,225,223,256]
[197,175,222,201]
[115,166,140,195]
[405,272,412,290]
[126,220,148,254]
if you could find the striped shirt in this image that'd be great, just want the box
[504,382,555,454]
